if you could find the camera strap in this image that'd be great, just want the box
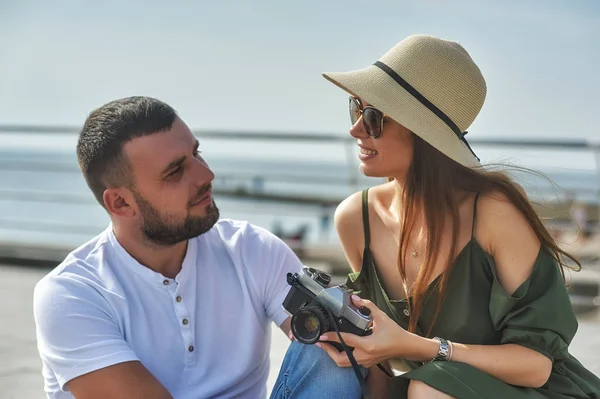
[324,308,395,398]
[324,307,371,398]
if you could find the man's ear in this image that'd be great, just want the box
[103,188,136,218]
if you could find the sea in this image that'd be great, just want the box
[0,132,598,253]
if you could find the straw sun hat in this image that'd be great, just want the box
[322,34,486,168]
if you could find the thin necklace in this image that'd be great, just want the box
[384,224,422,258]
[384,193,422,258]
[410,229,425,258]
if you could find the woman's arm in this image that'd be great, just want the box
[322,296,552,389]
[401,335,552,388]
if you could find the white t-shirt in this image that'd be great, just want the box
[33,219,302,399]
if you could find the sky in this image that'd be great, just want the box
[0,0,599,168]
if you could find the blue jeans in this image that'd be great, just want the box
[269,341,365,399]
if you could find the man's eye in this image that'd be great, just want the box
[167,167,182,178]
[193,150,202,158]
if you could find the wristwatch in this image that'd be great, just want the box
[431,337,450,362]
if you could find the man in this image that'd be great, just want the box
[33,97,360,399]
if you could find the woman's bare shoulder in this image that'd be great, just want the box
[476,190,542,295]
[334,183,395,271]
[334,191,363,229]
[335,182,395,228]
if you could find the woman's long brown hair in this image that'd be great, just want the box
[398,135,581,335]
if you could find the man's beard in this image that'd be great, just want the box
[133,191,220,247]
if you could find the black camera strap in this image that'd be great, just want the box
[324,307,371,398]
[323,308,395,398]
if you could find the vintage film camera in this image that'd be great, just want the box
[282,267,373,347]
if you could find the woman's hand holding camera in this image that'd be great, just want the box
[316,295,420,368]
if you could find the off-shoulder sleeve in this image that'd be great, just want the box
[488,248,578,365]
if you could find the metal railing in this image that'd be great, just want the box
[1,124,600,223]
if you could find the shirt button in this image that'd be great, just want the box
[182,318,189,325]
[403,308,410,316]
[163,280,170,286]
[176,296,182,302]
[188,345,194,352]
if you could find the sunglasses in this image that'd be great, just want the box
[349,97,386,138]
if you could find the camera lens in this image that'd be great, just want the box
[291,305,329,344]
[304,314,319,333]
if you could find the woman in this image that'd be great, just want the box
[315,34,600,398]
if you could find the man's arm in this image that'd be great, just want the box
[33,271,173,398]
[66,362,172,399]
[241,224,303,328]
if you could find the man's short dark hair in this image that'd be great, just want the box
[76,96,177,208]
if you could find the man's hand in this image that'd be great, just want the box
[279,317,292,339]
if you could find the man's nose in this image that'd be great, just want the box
[193,157,215,184]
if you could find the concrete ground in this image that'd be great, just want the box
[2,264,599,399]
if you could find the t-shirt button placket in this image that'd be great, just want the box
[178,303,194,361]
[172,288,193,362]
